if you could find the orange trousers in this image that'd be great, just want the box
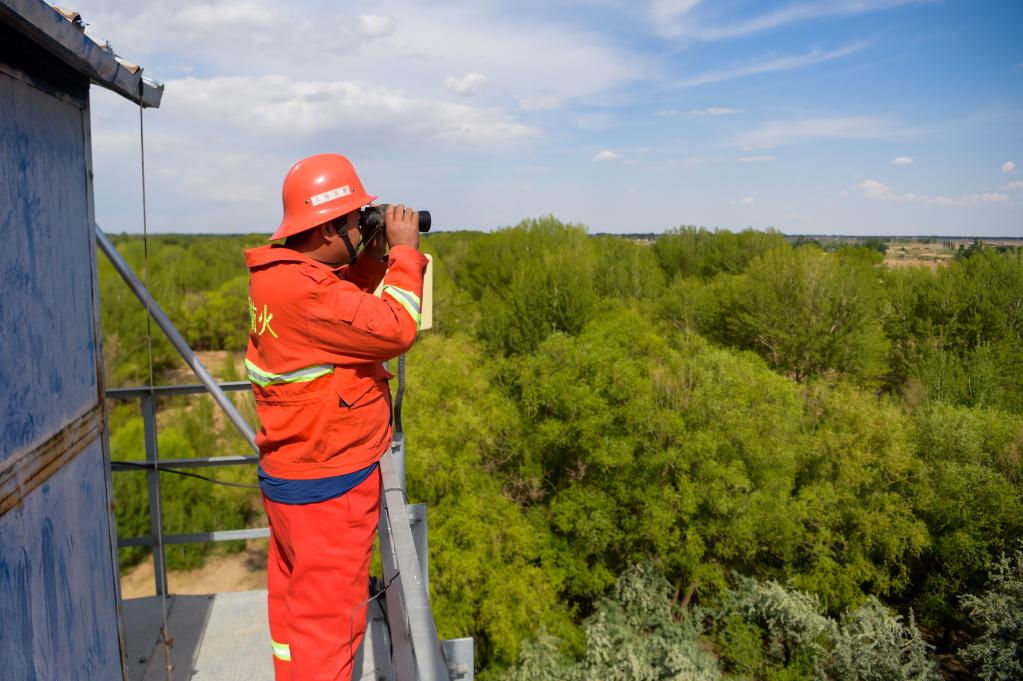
[262,469,381,681]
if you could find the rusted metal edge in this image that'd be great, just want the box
[0,0,163,107]
[0,404,103,518]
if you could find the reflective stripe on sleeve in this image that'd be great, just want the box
[271,640,291,662]
[382,285,422,330]
[245,359,333,387]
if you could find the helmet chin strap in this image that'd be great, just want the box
[333,218,383,266]
[339,228,359,265]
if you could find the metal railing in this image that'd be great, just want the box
[98,225,472,681]
[106,380,264,596]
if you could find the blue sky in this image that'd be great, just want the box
[85,0,1023,236]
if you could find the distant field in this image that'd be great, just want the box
[884,238,1023,269]
[782,235,1022,269]
[884,240,953,269]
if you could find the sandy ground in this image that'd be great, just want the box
[120,542,268,599]
[884,257,944,269]
[166,350,238,385]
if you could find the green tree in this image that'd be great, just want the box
[181,274,249,350]
[791,383,929,609]
[893,251,1023,412]
[907,404,1023,633]
[860,236,889,256]
[511,307,926,611]
[652,226,787,280]
[731,247,890,384]
[591,235,666,301]
[460,217,597,355]
[403,333,578,672]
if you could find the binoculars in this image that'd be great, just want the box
[359,204,432,233]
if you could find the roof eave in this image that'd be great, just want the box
[0,0,163,108]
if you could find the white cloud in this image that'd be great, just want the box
[857,179,898,199]
[165,75,539,146]
[676,44,863,88]
[689,107,741,116]
[892,156,913,165]
[1006,180,1023,190]
[1002,160,1017,174]
[855,179,1009,207]
[657,109,680,117]
[732,116,913,149]
[666,155,718,165]
[593,150,622,161]
[737,155,775,163]
[655,0,923,40]
[519,96,560,112]
[443,72,487,96]
[740,197,755,205]
[84,1,388,64]
[173,2,280,28]
[357,14,398,38]
[576,114,616,131]
[82,0,643,113]
[651,0,701,28]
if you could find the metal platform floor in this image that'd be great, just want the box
[123,591,391,681]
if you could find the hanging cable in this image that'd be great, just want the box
[110,461,260,489]
[138,82,174,681]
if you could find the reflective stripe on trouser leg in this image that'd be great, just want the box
[271,640,291,661]
[261,469,382,681]
[263,495,294,681]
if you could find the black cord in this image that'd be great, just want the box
[111,460,260,489]
[382,487,410,505]
[347,570,401,671]
[394,354,406,434]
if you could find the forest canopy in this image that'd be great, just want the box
[100,222,1023,679]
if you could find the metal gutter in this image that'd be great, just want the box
[0,0,163,107]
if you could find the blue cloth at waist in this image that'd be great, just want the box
[258,462,378,505]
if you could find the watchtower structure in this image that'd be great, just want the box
[0,1,162,678]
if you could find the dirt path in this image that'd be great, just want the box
[120,542,268,598]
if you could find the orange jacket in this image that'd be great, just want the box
[245,244,428,479]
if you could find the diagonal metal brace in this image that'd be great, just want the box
[94,225,257,452]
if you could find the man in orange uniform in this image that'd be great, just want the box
[244,153,427,681]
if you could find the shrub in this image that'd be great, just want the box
[960,547,1023,681]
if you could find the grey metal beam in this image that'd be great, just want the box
[110,455,259,471]
[118,528,270,548]
[378,478,416,680]
[407,504,429,596]
[141,394,167,596]
[106,382,251,399]
[378,451,449,681]
[391,432,407,492]
[95,226,257,452]
[441,639,474,681]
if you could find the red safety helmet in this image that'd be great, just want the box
[270,154,377,241]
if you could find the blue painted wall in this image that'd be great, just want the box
[0,70,98,459]
[0,51,125,680]
[0,441,123,680]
